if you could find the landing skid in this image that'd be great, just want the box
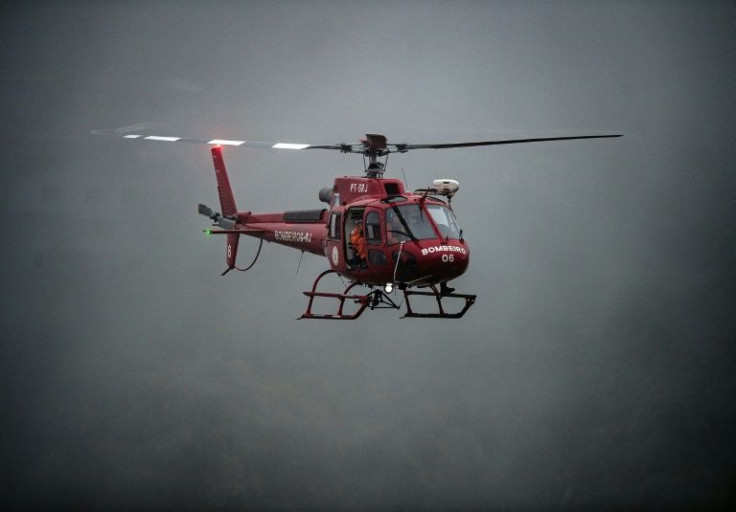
[300,271,476,320]
[402,284,476,319]
[300,270,400,320]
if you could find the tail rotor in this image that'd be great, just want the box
[198,203,237,230]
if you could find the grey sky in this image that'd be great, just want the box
[1,1,734,510]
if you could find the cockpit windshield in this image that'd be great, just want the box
[386,203,460,244]
[426,204,461,239]
[387,205,433,242]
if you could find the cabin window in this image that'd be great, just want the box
[426,204,461,239]
[329,212,341,239]
[368,249,387,266]
[365,211,382,245]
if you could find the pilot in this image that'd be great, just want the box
[387,210,407,245]
[406,208,422,226]
[350,219,368,265]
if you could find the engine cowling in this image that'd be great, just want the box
[318,186,333,204]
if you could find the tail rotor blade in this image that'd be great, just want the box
[198,203,215,218]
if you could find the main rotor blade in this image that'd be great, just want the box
[400,134,622,151]
[91,129,320,151]
[93,128,621,155]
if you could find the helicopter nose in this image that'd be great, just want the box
[392,242,470,284]
[419,243,470,279]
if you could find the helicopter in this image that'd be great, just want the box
[99,129,621,319]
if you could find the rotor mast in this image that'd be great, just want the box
[361,134,389,178]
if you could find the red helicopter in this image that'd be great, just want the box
[101,130,620,319]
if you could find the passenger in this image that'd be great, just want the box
[350,219,368,264]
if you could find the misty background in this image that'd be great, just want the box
[1,1,734,510]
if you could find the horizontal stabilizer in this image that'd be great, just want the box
[218,217,237,230]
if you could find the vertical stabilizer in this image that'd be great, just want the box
[211,146,237,216]
[210,146,240,274]
[224,232,239,273]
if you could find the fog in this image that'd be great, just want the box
[1,1,734,510]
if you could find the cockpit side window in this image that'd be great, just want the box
[365,211,382,245]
